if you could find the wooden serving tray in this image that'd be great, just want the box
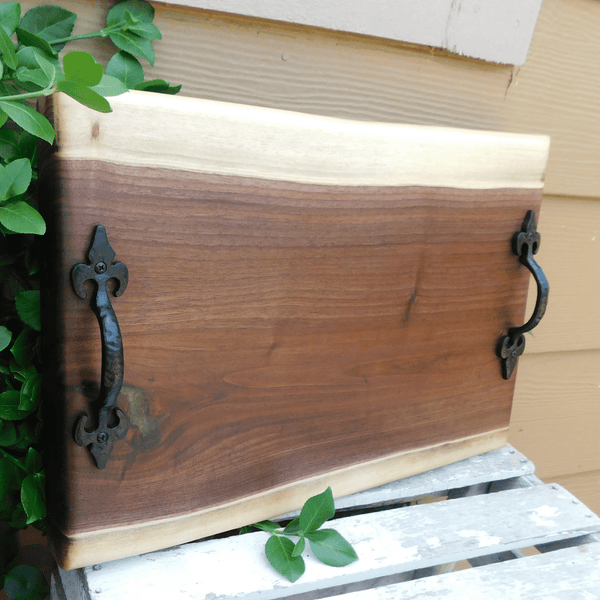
[38,91,549,569]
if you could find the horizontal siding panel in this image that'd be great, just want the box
[523,195,600,355]
[551,468,600,517]
[152,0,543,65]
[504,0,600,198]
[510,351,600,479]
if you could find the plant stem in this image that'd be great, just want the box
[50,25,122,45]
[0,85,55,102]
[0,447,28,473]
[50,31,106,44]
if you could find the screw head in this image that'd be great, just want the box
[95,261,107,274]
[97,432,109,444]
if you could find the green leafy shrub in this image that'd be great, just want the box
[0,1,178,597]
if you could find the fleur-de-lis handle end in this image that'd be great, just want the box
[72,225,129,469]
[74,408,129,470]
[498,211,549,380]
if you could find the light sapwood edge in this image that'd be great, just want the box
[51,427,507,570]
[40,91,549,190]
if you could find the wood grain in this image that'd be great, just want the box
[49,430,506,569]
[39,92,547,567]
[41,162,536,532]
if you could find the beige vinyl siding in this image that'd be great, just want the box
[21,0,600,513]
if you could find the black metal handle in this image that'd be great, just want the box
[498,211,549,380]
[71,225,129,469]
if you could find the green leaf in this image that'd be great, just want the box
[265,535,305,583]
[0,456,22,497]
[123,9,141,26]
[15,45,60,71]
[0,390,31,420]
[0,158,32,200]
[291,535,305,558]
[0,2,20,36]
[134,78,182,95]
[11,365,27,383]
[34,50,58,86]
[0,128,39,163]
[0,101,54,144]
[0,420,18,447]
[91,74,128,97]
[10,360,37,383]
[19,5,76,51]
[106,51,144,88]
[253,520,280,533]
[0,325,11,351]
[21,472,45,524]
[283,517,302,534]
[305,529,358,567]
[19,374,40,412]
[15,290,40,331]
[0,26,17,70]
[299,487,335,533]
[25,447,42,474]
[16,130,38,162]
[62,51,102,86]
[126,20,161,40]
[107,0,155,26]
[56,80,112,113]
[0,82,22,100]
[0,199,46,235]
[109,30,154,65]
[15,66,48,89]
[10,329,35,368]
[4,565,49,600]
[15,28,57,57]
[16,421,37,448]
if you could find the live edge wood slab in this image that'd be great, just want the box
[38,91,550,569]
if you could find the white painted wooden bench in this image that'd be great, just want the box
[50,446,600,600]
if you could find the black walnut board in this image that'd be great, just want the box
[38,91,550,568]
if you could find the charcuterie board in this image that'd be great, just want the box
[39,91,550,569]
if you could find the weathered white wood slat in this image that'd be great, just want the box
[281,445,535,518]
[331,543,600,599]
[67,484,600,600]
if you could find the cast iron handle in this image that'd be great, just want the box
[498,210,549,380]
[71,225,129,469]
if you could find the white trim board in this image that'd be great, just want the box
[156,0,544,65]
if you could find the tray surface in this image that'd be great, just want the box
[39,91,549,568]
